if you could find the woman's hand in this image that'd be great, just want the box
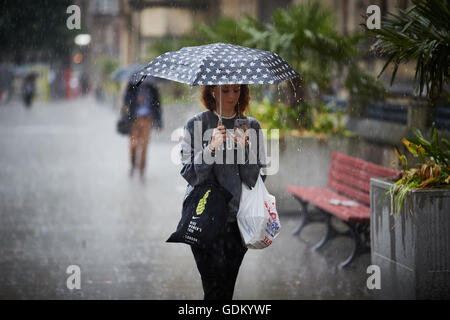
[209,120,226,150]
[231,124,249,149]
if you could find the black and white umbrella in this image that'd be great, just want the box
[111,63,146,82]
[134,42,300,119]
[112,63,161,85]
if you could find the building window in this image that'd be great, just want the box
[89,0,119,15]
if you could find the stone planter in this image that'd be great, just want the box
[370,178,450,299]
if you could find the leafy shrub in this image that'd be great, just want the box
[388,125,450,215]
[248,99,352,137]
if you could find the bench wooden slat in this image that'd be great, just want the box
[329,156,372,205]
[328,152,398,205]
[286,185,370,222]
[287,153,398,266]
[328,179,370,205]
[287,152,398,223]
[331,152,398,178]
[328,169,370,193]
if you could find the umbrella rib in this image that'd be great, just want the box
[190,49,214,86]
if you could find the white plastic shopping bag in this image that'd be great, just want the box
[237,175,281,249]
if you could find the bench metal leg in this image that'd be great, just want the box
[312,214,339,251]
[292,198,328,237]
[338,222,370,269]
[292,214,308,236]
[310,216,370,268]
[292,199,309,236]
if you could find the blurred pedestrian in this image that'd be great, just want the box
[124,82,162,179]
[180,84,266,300]
[0,65,13,104]
[22,73,36,108]
[80,71,90,95]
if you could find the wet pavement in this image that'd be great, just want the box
[0,96,373,299]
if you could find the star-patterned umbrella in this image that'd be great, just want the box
[133,42,300,120]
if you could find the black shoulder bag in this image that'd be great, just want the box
[117,113,132,135]
[167,182,232,248]
[167,111,231,248]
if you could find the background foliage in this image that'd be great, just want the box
[148,1,385,135]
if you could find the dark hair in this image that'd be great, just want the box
[200,85,250,116]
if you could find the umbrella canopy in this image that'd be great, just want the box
[13,65,39,78]
[135,42,300,120]
[135,42,299,86]
[111,63,149,83]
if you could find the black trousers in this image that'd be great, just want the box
[191,222,247,300]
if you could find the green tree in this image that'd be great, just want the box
[0,0,78,63]
[367,0,450,126]
[148,1,384,130]
[240,1,384,125]
[147,16,251,59]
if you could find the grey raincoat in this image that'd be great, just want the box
[180,109,266,221]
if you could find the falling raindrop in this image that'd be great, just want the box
[289,79,297,99]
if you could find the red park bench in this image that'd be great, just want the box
[286,152,399,268]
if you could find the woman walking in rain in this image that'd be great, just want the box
[180,84,266,300]
[124,82,162,179]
